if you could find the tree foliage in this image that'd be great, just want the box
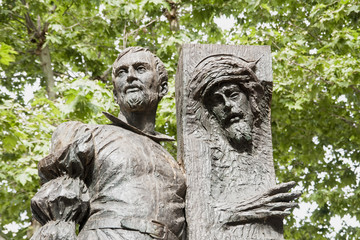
[0,0,359,239]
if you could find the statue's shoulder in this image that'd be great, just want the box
[50,121,95,152]
[38,121,96,183]
[54,121,92,133]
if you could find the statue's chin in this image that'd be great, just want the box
[120,91,159,112]
[123,91,147,111]
[224,121,253,152]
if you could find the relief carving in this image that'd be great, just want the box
[178,47,301,239]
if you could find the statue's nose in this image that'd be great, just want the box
[127,67,136,82]
[224,98,233,110]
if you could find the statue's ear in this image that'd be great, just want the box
[113,89,119,104]
[159,81,168,98]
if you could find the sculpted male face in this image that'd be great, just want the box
[113,51,160,112]
[204,82,254,150]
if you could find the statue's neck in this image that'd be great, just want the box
[119,109,157,134]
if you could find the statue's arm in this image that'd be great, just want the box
[215,181,301,225]
[30,122,94,240]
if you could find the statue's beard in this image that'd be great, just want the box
[120,90,158,112]
[223,119,253,152]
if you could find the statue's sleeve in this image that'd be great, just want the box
[38,121,94,184]
[31,122,94,240]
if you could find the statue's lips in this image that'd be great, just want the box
[228,116,241,124]
[125,86,142,93]
[223,113,244,127]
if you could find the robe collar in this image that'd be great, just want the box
[103,112,175,142]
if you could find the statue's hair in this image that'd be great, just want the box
[112,46,168,86]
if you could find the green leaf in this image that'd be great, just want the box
[0,42,17,66]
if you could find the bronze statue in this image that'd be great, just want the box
[31,47,186,240]
[31,45,300,240]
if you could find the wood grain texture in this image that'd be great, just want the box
[176,44,283,239]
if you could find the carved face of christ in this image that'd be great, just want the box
[204,82,254,151]
[113,51,160,113]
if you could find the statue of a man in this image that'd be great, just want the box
[31,47,186,240]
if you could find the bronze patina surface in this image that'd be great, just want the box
[31,47,185,240]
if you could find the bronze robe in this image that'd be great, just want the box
[31,120,185,240]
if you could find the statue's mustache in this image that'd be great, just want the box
[124,82,144,93]
[223,112,246,127]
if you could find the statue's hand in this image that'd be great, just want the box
[31,176,90,225]
[249,181,302,211]
[216,181,301,224]
[30,220,76,240]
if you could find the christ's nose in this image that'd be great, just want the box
[224,98,234,110]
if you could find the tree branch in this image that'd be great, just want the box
[53,71,76,79]
[123,22,127,49]
[122,18,159,49]
[288,20,323,46]
[290,60,333,85]
[24,11,36,34]
[64,23,80,29]
[331,113,358,129]
[9,15,28,29]
[100,66,112,82]
[92,66,112,83]
[20,0,55,100]
[163,0,179,32]
[127,18,158,36]
[62,0,74,16]
[350,85,360,95]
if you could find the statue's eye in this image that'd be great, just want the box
[117,68,127,76]
[137,65,147,73]
[212,95,223,106]
[229,92,240,99]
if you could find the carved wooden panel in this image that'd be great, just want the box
[176,44,282,239]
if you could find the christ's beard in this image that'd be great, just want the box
[224,119,253,149]
[120,90,158,112]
